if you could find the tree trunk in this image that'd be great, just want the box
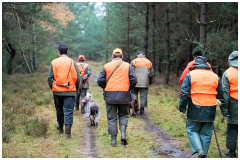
[106,3,109,63]
[164,3,170,84]
[15,7,31,74]
[127,3,130,63]
[32,16,37,70]
[29,51,34,71]
[188,3,193,62]
[200,2,207,53]
[158,56,162,74]
[151,2,155,71]
[144,3,149,56]
[4,41,16,74]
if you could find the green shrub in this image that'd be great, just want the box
[24,117,49,137]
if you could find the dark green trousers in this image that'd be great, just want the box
[226,123,238,150]
[186,119,213,157]
[76,88,87,108]
[106,104,129,135]
[53,95,75,125]
[131,87,148,108]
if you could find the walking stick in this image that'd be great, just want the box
[213,122,222,158]
[213,99,222,158]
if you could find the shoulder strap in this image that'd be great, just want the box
[140,58,150,72]
[140,58,148,68]
[65,60,72,83]
[106,60,123,83]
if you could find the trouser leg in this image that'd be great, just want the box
[106,104,118,135]
[186,119,203,155]
[140,88,148,108]
[131,87,139,101]
[118,104,130,145]
[226,123,238,150]
[118,104,130,127]
[63,96,75,125]
[199,122,213,157]
[53,95,64,125]
[81,89,87,113]
[75,94,80,110]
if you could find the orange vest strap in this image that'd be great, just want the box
[52,57,77,92]
[77,63,89,81]
[105,60,130,92]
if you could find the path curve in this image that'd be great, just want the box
[138,112,196,158]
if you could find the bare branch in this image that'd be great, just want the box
[12,61,25,73]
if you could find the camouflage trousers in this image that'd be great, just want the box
[106,104,129,135]
[131,87,148,108]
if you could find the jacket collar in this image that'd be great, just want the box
[189,64,211,71]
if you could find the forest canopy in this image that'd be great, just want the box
[2,2,238,83]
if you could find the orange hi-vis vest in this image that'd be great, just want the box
[225,67,238,100]
[52,56,77,92]
[190,69,218,106]
[132,57,152,68]
[104,59,130,92]
[77,62,89,81]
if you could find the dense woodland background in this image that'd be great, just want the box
[2,2,238,84]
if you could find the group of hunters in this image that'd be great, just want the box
[48,44,238,158]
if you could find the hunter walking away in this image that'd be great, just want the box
[2,2,238,158]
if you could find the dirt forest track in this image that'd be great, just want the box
[138,113,195,158]
[85,70,196,158]
[77,113,98,158]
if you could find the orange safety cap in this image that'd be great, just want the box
[112,48,123,55]
[78,55,86,60]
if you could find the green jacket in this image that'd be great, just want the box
[179,64,222,122]
[48,56,81,96]
[220,52,238,124]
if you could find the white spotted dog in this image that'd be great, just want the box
[82,92,100,127]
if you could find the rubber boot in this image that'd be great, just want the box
[197,149,206,158]
[140,107,144,115]
[225,150,236,157]
[57,123,64,134]
[120,126,128,145]
[111,135,117,147]
[65,124,72,139]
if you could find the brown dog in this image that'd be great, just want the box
[129,96,139,117]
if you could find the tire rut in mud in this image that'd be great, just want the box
[138,112,196,158]
[78,114,98,158]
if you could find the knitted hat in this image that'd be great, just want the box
[192,47,203,56]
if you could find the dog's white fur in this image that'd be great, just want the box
[86,92,93,99]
